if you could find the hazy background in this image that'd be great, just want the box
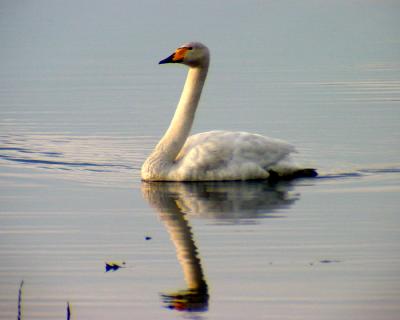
[1,0,399,134]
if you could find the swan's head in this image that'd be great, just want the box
[159,42,209,67]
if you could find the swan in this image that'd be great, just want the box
[141,42,317,181]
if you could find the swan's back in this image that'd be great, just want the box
[170,130,296,181]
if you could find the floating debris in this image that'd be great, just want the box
[105,261,126,272]
[320,259,341,264]
[145,236,152,241]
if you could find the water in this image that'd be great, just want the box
[1,1,400,319]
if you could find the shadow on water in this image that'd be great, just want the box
[141,180,299,313]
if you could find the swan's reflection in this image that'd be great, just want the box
[142,181,298,222]
[142,182,209,312]
[141,181,298,312]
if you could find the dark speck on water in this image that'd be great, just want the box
[320,260,341,264]
[105,262,126,272]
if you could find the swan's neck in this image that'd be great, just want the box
[156,64,208,160]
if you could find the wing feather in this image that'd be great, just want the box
[173,130,295,180]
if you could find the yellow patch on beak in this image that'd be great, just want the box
[173,47,189,62]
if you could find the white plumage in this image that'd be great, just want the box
[173,131,295,181]
[141,42,315,181]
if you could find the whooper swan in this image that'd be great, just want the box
[141,42,317,181]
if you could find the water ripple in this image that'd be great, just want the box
[1,135,399,187]
[0,134,155,186]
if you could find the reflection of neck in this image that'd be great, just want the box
[141,182,209,311]
[161,208,207,291]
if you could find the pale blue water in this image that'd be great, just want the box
[1,1,400,319]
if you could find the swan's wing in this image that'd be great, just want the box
[173,131,295,180]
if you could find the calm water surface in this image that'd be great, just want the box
[1,1,400,319]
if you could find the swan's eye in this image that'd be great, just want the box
[187,47,193,50]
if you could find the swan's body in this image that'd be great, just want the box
[141,42,316,181]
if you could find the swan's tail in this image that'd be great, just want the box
[268,168,318,182]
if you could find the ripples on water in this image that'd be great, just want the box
[1,121,399,319]
[1,133,399,187]
[0,134,153,186]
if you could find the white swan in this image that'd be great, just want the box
[141,42,316,181]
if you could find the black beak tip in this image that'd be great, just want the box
[159,54,175,65]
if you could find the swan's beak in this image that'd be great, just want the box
[159,53,176,64]
[159,47,189,64]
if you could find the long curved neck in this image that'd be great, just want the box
[155,63,209,161]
